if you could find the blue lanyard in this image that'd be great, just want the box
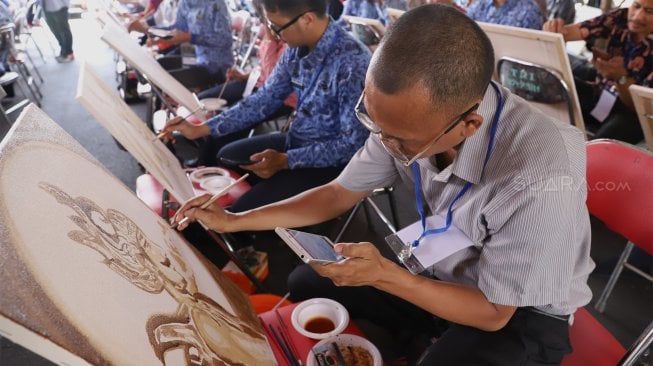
[411,81,503,248]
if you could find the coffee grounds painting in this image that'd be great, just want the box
[0,105,276,365]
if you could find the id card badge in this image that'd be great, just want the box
[590,88,617,123]
[385,215,475,275]
[385,233,424,274]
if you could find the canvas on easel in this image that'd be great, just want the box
[100,22,207,122]
[386,7,404,23]
[0,105,276,365]
[478,22,586,134]
[76,62,196,203]
[629,84,653,151]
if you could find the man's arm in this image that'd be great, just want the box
[173,180,368,232]
[594,56,636,108]
[315,243,517,331]
[543,18,586,41]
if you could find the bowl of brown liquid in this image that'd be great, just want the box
[291,298,349,340]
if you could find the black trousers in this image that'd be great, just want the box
[218,133,343,213]
[43,7,73,56]
[575,77,644,144]
[288,264,572,366]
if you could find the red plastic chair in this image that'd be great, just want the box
[561,307,625,366]
[562,307,653,366]
[561,140,653,366]
[585,139,653,313]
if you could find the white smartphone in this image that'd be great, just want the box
[275,227,344,264]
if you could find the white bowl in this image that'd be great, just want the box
[189,167,230,184]
[306,334,382,366]
[199,175,235,193]
[290,298,349,340]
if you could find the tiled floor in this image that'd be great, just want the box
[0,9,651,365]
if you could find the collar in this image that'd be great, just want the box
[418,83,503,185]
[296,19,339,65]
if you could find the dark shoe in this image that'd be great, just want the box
[55,54,75,63]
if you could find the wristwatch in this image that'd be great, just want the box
[618,75,629,85]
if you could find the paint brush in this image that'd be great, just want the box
[153,106,203,141]
[170,173,249,228]
[217,76,230,100]
[272,292,290,312]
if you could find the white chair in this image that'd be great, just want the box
[629,84,653,151]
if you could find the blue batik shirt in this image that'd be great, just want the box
[342,0,389,25]
[468,0,544,30]
[207,20,371,169]
[160,0,233,74]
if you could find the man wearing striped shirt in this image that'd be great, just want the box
[173,4,594,365]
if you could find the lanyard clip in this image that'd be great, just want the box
[385,233,425,275]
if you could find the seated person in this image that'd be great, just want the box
[161,0,371,213]
[198,6,297,111]
[126,0,177,31]
[342,0,389,25]
[172,5,593,365]
[386,0,407,10]
[187,2,297,167]
[547,0,575,25]
[544,1,652,144]
[126,0,162,29]
[468,0,545,30]
[130,0,233,91]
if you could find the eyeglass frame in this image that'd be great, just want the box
[354,90,480,166]
[266,10,313,40]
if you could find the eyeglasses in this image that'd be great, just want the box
[266,10,312,40]
[355,90,479,166]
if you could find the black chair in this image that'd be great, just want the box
[497,56,575,128]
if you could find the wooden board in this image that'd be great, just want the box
[629,84,653,151]
[76,63,195,202]
[341,15,387,37]
[100,22,207,122]
[0,105,275,365]
[386,7,405,23]
[478,22,585,133]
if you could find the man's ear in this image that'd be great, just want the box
[302,11,317,25]
[460,112,484,138]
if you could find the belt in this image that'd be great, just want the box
[523,307,572,324]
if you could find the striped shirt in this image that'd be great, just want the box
[337,84,594,315]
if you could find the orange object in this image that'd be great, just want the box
[249,294,292,315]
[223,251,269,294]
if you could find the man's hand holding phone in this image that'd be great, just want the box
[275,228,394,287]
[239,149,288,179]
[313,242,393,288]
